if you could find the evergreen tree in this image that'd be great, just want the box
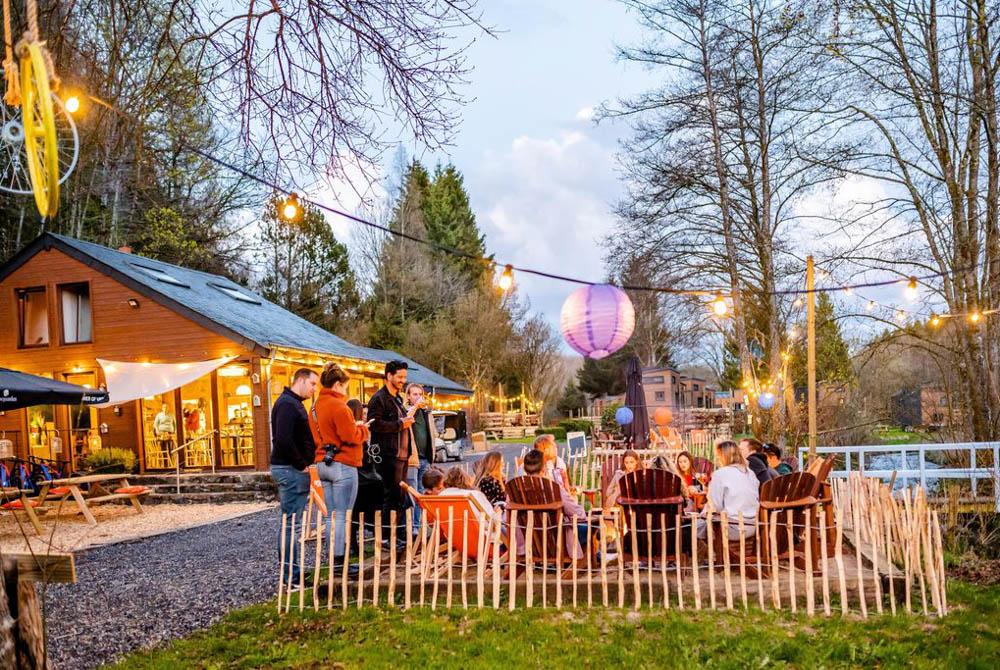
[576,345,633,398]
[556,381,587,416]
[789,292,854,386]
[422,164,489,283]
[257,198,359,334]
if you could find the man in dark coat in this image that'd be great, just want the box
[739,437,777,485]
[366,360,414,537]
[269,367,318,583]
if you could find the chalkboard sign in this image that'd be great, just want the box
[566,431,587,460]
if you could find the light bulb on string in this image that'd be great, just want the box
[65,95,81,114]
[711,294,729,317]
[895,309,907,323]
[929,313,941,328]
[843,286,853,296]
[793,297,804,309]
[904,277,919,301]
[970,311,982,325]
[496,264,514,292]
[279,193,302,222]
[866,300,876,312]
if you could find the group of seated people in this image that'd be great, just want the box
[411,434,799,560]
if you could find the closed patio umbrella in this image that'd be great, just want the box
[0,367,109,410]
[623,356,649,449]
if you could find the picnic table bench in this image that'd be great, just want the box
[1,483,50,534]
[45,473,150,526]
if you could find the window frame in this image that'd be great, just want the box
[15,285,50,349]
[57,281,94,345]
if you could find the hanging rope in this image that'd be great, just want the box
[2,0,19,105]
[11,0,59,93]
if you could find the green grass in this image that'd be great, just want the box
[871,427,934,445]
[108,581,999,669]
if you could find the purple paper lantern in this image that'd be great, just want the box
[560,284,636,360]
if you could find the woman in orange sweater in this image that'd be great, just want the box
[312,362,370,562]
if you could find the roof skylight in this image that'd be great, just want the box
[128,262,189,287]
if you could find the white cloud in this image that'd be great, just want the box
[466,129,621,327]
[575,105,595,122]
[308,157,387,243]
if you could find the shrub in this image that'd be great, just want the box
[558,419,593,435]
[600,404,624,438]
[83,447,138,474]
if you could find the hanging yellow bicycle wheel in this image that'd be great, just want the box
[20,42,60,218]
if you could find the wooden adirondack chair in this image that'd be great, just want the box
[758,471,818,572]
[806,457,835,556]
[617,469,685,564]
[599,454,624,507]
[506,475,577,571]
[401,482,501,561]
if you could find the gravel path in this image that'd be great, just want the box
[42,509,280,670]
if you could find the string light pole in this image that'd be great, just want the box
[806,256,818,459]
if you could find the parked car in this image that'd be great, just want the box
[432,410,469,462]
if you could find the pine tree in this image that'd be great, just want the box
[422,164,489,283]
[789,292,853,386]
[257,198,359,334]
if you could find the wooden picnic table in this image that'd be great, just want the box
[46,473,148,525]
[1,483,51,534]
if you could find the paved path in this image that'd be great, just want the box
[44,508,279,670]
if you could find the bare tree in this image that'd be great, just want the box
[829,0,1000,438]
[605,0,844,440]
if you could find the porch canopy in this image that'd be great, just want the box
[94,356,235,407]
[0,367,110,409]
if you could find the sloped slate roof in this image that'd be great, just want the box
[4,233,471,395]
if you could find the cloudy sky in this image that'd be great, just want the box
[313,0,931,350]
[317,0,654,330]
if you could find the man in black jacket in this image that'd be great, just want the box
[270,368,318,583]
[367,360,414,537]
[739,437,777,485]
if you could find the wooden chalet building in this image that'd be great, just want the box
[0,233,471,473]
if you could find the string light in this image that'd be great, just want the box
[843,286,853,296]
[496,264,514,292]
[866,300,876,312]
[970,311,982,324]
[279,193,302,222]
[65,95,81,114]
[895,309,907,322]
[793,297,804,309]
[711,294,728,317]
[929,313,941,327]
[904,277,919,301]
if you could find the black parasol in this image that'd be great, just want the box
[0,367,109,410]
[622,355,649,449]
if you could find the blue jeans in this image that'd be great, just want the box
[271,464,310,583]
[407,460,425,532]
[318,460,358,558]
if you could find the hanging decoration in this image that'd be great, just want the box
[757,391,776,411]
[614,406,634,426]
[560,284,635,359]
[653,406,672,426]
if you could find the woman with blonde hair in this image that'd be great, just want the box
[696,440,758,540]
[474,450,506,505]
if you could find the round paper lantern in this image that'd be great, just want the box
[758,391,776,411]
[560,284,635,360]
[653,407,673,426]
[615,406,634,426]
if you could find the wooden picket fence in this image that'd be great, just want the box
[276,473,947,617]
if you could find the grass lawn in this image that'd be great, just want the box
[108,581,998,669]
[871,427,934,445]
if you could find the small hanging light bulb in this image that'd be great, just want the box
[496,264,514,292]
[65,95,81,114]
[866,300,876,312]
[793,297,804,309]
[929,313,941,328]
[279,193,302,222]
[895,309,906,322]
[970,311,982,324]
[712,294,728,317]
[904,277,919,301]
[843,286,853,296]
